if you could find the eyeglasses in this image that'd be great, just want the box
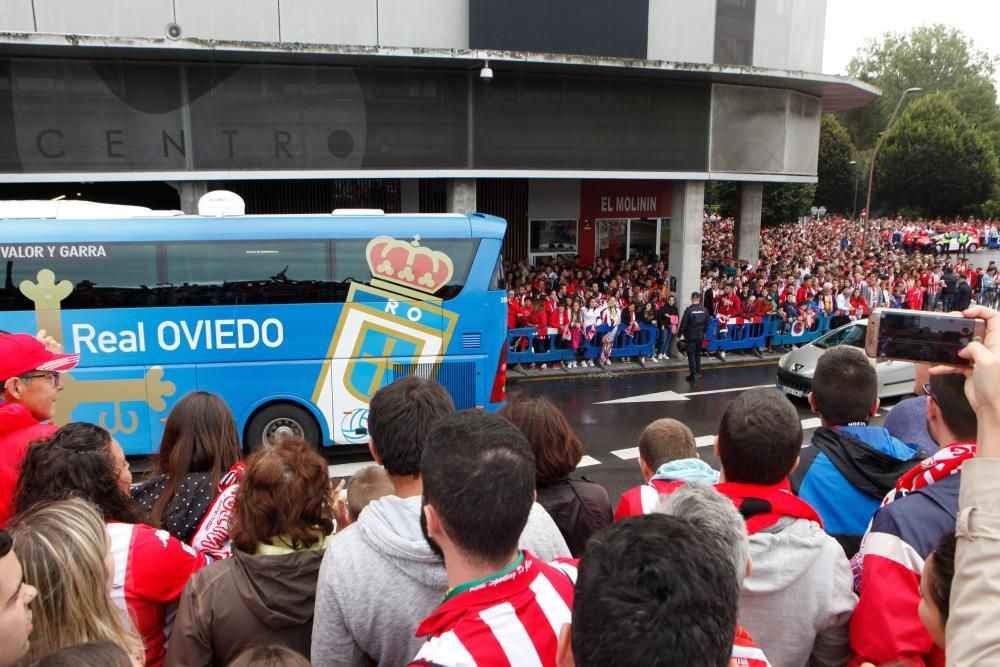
[18,372,62,388]
[922,383,936,401]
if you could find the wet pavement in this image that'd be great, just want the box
[508,360,897,505]
[314,353,905,508]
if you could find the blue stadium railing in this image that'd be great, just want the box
[507,314,836,368]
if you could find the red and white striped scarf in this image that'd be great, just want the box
[881,442,976,507]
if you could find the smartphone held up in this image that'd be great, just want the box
[865,309,985,367]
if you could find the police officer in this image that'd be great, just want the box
[678,291,709,382]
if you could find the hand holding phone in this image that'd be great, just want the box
[865,309,985,367]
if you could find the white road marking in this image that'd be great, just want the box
[595,384,772,405]
[611,417,825,461]
[611,446,639,460]
[695,435,716,448]
[328,461,377,478]
[577,455,601,468]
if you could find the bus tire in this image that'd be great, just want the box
[245,402,321,454]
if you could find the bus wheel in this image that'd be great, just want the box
[245,403,321,453]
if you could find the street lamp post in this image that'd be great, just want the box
[849,159,860,219]
[862,87,922,249]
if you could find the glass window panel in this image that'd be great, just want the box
[0,243,158,310]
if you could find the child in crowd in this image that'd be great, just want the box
[346,465,394,524]
[614,418,718,520]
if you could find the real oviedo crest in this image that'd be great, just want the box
[312,236,459,443]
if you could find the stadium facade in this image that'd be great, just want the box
[0,0,877,300]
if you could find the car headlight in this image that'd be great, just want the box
[779,352,790,367]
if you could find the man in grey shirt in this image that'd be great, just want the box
[311,377,570,667]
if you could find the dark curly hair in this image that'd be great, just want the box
[14,422,144,524]
[229,436,334,553]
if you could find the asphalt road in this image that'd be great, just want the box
[507,360,897,504]
[321,360,900,508]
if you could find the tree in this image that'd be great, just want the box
[815,115,857,215]
[841,24,1000,150]
[705,181,736,217]
[876,92,998,217]
[762,183,816,227]
[706,181,816,226]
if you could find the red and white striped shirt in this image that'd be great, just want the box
[409,551,576,667]
[107,521,210,667]
[732,625,772,667]
[613,479,684,521]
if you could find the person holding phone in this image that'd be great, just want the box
[927,305,1000,665]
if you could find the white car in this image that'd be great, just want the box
[935,233,978,254]
[776,319,915,400]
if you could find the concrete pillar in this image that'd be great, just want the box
[667,180,705,306]
[173,181,210,214]
[446,178,477,214]
[400,179,419,212]
[734,182,763,268]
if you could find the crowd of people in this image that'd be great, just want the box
[506,215,1000,372]
[3,214,1000,666]
[1,310,1000,667]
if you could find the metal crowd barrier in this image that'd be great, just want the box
[506,314,835,368]
[507,322,659,367]
[767,312,834,347]
[704,317,769,352]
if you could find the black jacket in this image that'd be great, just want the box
[656,302,679,326]
[941,272,958,295]
[956,282,973,311]
[536,478,613,557]
[678,304,710,340]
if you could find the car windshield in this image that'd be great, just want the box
[813,323,867,350]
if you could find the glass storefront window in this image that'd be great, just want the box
[597,219,627,261]
[529,219,578,259]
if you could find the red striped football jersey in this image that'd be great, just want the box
[732,625,772,667]
[613,479,684,521]
[409,551,577,667]
[107,521,210,667]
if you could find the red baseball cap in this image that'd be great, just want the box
[0,334,80,381]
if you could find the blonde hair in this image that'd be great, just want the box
[7,498,143,663]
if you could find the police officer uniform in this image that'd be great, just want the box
[678,291,709,381]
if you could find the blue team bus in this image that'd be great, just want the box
[0,202,508,455]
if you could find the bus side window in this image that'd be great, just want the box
[0,243,159,311]
[164,240,330,306]
[332,238,479,301]
[490,255,505,291]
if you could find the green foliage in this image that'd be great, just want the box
[704,181,815,226]
[762,183,816,227]
[876,92,999,217]
[705,181,736,217]
[815,115,858,215]
[840,24,1000,150]
[978,199,1000,220]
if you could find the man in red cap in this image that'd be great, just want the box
[0,333,79,527]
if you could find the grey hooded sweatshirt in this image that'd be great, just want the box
[738,517,858,667]
[310,494,570,667]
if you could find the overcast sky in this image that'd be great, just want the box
[823,0,1000,87]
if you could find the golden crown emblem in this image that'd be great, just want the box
[365,236,455,294]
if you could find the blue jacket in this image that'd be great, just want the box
[789,425,932,557]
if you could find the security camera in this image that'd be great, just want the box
[165,23,183,40]
[480,62,493,82]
